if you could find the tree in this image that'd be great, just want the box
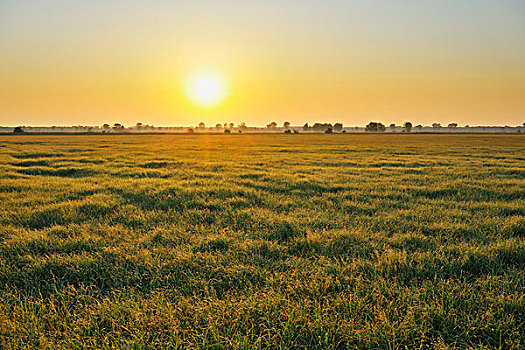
[229,123,235,129]
[224,123,228,129]
[187,127,194,133]
[224,129,231,134]
[112,123,125,132]
[238,122,247,130]
[283,121,290,129]
[447,123,458,131]
[267,122,277,129]
[311,123,332,132]
[102,124,110,130]
[136,122,143,128]
[325,127,333,134]
[403,122,412,133]
[303,123,310,131]
[415,125,423,132]
[215,124,222,130]
[13,126,24,133]
[365,122,385,132]
[389,124,396,131]
[432,123,441,131]
[198,122,205,129]
[334,123,343,132]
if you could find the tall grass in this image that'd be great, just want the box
[0,134,524,349]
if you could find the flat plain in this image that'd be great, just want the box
[0,134,524,349]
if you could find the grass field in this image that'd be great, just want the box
[0,134,524,349]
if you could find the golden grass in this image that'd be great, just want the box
[0,134,524,349]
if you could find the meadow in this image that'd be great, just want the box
[0,134,523,349]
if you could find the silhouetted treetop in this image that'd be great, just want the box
[365,122,385,132]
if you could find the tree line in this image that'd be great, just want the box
[10,121,525,134]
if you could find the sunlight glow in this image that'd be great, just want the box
[186,70,228,108]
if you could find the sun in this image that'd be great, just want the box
[185,70,228,108]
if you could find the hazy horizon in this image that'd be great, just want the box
[1,0,524,127]
[1,121,524,129]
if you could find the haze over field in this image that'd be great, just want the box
[1,0,525,127]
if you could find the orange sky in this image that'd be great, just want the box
[1,1,524,127]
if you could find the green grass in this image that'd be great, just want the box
[0,134,524,349]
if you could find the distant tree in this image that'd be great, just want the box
[113,123,124,130]
[293,130,299,134]
[224,123,228,129]
[238,122,247,130]
[187,127,194,133]
[267,122,278,128]
[283,121,291,129]
[312,123,332,132]
[389,124,396,131]
[334,123,343,132]
[198,122,205,129]
[403,122,413,133]
[303,123,310,131]
[215,124,222,130]
[13,126,24,133]
[365,122,385,132]
[136,122,143,128]
[415,125,423,132]
[325,127,333,134]
[224,129,231,134]
[229,123,235,129]
[447,123,458,131]
[102,124,110,130]
[523,122,525,127]
[432,123,441,131]
[284,129,292,134]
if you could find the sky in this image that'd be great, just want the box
[1,0,524,127]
